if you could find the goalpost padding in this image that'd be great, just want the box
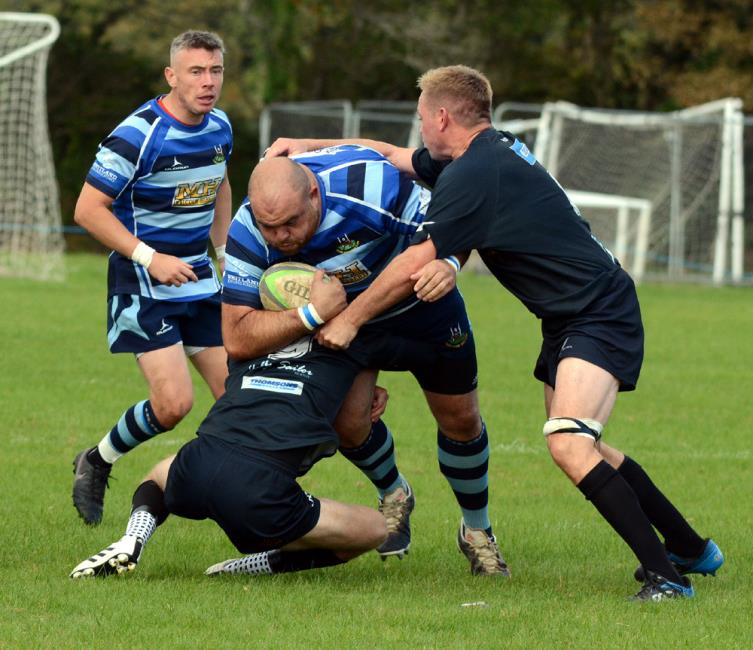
[0,13,63,280]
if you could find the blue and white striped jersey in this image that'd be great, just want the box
[86,97,233,302]
[223,145,431,317]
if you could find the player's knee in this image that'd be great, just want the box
[151,395,193,428]
[437,411,482,441]
[543,417,603,468]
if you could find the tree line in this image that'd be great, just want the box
[9,0,753,231]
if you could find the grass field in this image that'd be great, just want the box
[1,254,752,649]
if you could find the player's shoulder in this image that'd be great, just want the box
[106,98,160,144]
[209,106,233,130]
[293,143,388,169]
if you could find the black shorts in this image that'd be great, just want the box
[534,270,644,391]
[164,435,321,553]
[364,288,478,395]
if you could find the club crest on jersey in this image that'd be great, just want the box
[212,145,225,164]
[329,260,370,285]
[445,324,468,348]
[172,176,222,207]
[335,235,360,254]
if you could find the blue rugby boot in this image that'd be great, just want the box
[634,538,724,582]
[631,570,695,602]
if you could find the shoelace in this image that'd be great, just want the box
[465,531,505,571]
[379,497,409,533]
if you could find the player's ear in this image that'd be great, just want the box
[438,106,449,131]
[164,66,177,88]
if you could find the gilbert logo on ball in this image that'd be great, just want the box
[259,262,318,310]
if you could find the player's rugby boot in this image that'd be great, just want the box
[72,448,112,525]
[634,538,724,582]
[69,535,142,578]
[376,481,415,559]
[457,520,511,576]
[630,570,694,602]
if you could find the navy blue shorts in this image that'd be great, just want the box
[363,288,477,395]
[164,435,321,554]
[534,271,644,391]
[107,293,222,354]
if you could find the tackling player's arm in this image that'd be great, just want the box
[74,182,198,286]
[316,239,438,350]
[210,174,232,273]
[266,137,417,178]
[223,270,347,360]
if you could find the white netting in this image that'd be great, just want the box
[0,13,64,280]
[535,100,745,284]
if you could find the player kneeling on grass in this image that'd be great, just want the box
[71,271,421,579]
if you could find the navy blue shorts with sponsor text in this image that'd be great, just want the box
[362,287,478,395]
[164,434,321,554]
[534,269,644,391]
[106,292,222,354]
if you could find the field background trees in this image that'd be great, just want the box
[8,0,753,228]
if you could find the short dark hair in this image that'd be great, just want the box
[170,31,225,62]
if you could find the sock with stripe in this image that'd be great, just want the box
[220,549,345,575]
[95,400,169,464]
[339,419,405,497]
[437,423,491,533]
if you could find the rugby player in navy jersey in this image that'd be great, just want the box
[266,65,723,600]
[71,31,233,526]
[222,149,509,575]
[70,272,417,581]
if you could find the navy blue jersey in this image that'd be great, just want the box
[411,129,622,319]
[86,97,233,301]
[223,145,430,316]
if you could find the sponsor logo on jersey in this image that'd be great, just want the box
[445,324,468,348]
[329,260,370,285]
[92,162,118,183]
[241,375,304,395]
[166,156,189,171]
[335,235,360,254]
[226,273,259,289]
[212,145,225,164]
[268,336,313,360]
[172,176,223,208]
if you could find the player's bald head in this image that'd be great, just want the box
[249,157,311,216]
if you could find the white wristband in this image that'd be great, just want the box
[297,303,325,330]
[131,242,155,268]
[444,255,461,273]
[214,244,226,260]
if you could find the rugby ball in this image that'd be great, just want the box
[259,262,317,311]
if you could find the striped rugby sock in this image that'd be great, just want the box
[438,423,491,533]
[339,419,404,498]
[97,400,168,463]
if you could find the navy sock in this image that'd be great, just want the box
[578,460,683,583]
[618,456,706,558]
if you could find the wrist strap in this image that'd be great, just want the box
[214,244,226,260]
[297,303,325,330]
[444,255,461,273]
[131,242,155,268]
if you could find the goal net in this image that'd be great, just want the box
[0,13,63,280]
[534,99,745,284]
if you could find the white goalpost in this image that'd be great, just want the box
[0,13,63,280]
[534,99,745,284]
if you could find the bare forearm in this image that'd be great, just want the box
[210,176,232,249]
[74,198,140,258]
[339,240,437,328]
[222,306,311,360]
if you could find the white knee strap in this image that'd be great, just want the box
[543,417,603,442]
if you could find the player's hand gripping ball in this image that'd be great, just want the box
[259,262,321,311]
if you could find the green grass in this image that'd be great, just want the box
[1,253,751,649]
